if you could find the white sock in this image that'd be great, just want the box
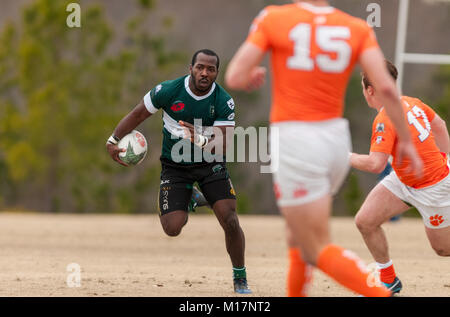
[376,260,393,270]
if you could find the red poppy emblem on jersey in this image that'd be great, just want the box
[171,102,185,112]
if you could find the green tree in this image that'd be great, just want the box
[0,0,185,213]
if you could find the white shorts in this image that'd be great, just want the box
[270,119,352,207]
[381,170,450,229]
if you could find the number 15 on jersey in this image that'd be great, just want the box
[287,23,351,73]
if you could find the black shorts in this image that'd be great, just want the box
[158,158,236,215]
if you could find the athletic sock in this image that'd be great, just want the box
[287,248,313,297]
[233,267,247,280]
[317,244,391,297]
[377,260,396,284]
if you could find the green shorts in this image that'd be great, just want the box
[158,158,236,215]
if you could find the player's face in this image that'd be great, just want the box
[361,79,375,102]
[190,53,218,93]
[361,79,376,109]
[361,79,369,101]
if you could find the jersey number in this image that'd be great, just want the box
[287,24,351,73]
[407,105,431,142]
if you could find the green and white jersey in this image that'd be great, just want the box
[143,75,236,164]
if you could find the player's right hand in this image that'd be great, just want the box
[106,143,129,167]
[396,140,423,178]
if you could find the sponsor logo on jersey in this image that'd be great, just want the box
[229,179,236,196]
[227,98,235,110]
[155,84,162,95]
[161,189,169,211]
[227,113,235,120]
[376,123,385,133]
[376,136,384,144]
[209,104,215,118]
[171,101,185,112]
[212,164,223,174]
[249,9,268,33]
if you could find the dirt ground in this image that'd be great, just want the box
[0,212,448,297]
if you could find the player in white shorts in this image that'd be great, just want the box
[225,1,422,297]
[350,60,450,294]
[272,119,352,206]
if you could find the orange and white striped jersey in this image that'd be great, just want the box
[371,96,449,189]
[245,2,379,122]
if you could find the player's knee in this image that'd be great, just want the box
[160,213,186,237]
[431,245,450,257]
[162,224,183,237]
[222,212,240,234]
[354,212,371,233]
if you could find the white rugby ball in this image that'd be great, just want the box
[118,130,148,166]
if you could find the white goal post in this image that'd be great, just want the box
[394,0,450,93]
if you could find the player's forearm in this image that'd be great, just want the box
[113,101,151,139]
[350,153,386,174]
[359,48,411,143]
[225,42,264,90]
[378,93,412,144]
[432,120,450,154]
[225,64,251,90]
[435,132,450,155]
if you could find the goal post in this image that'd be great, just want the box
[394,0,450,93]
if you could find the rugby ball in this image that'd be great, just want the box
[118,130,148,166]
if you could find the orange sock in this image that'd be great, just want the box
[287,248,313,297]
[317,244,391,297]
[378,261,396,284]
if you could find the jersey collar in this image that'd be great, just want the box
[298,2,335,14]
[184,75,216,101]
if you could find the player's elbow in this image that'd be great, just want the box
[378,83,398,101]
[432,116,448,135]
[225,71,242,90]
[370,160,387,174]
[372,165,385,174]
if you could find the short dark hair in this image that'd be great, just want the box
[362,60,398,89]
[191,49,220,70]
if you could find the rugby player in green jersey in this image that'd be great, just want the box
[106,49,251,294]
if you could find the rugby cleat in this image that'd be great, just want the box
[188,186,209,212]
[233,278,252,294]
[383,277,402,294]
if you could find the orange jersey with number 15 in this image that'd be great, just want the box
[371,96,449,189]
[246,3,379,123]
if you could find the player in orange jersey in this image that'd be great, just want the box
[225,0,423,297]
[351,60,450,294]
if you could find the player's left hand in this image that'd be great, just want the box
[246,66,266,91]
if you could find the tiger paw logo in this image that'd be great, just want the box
[293,184,308,199]
[171,101,185,112]
[429,214,444,227]
[273,183,281,200]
